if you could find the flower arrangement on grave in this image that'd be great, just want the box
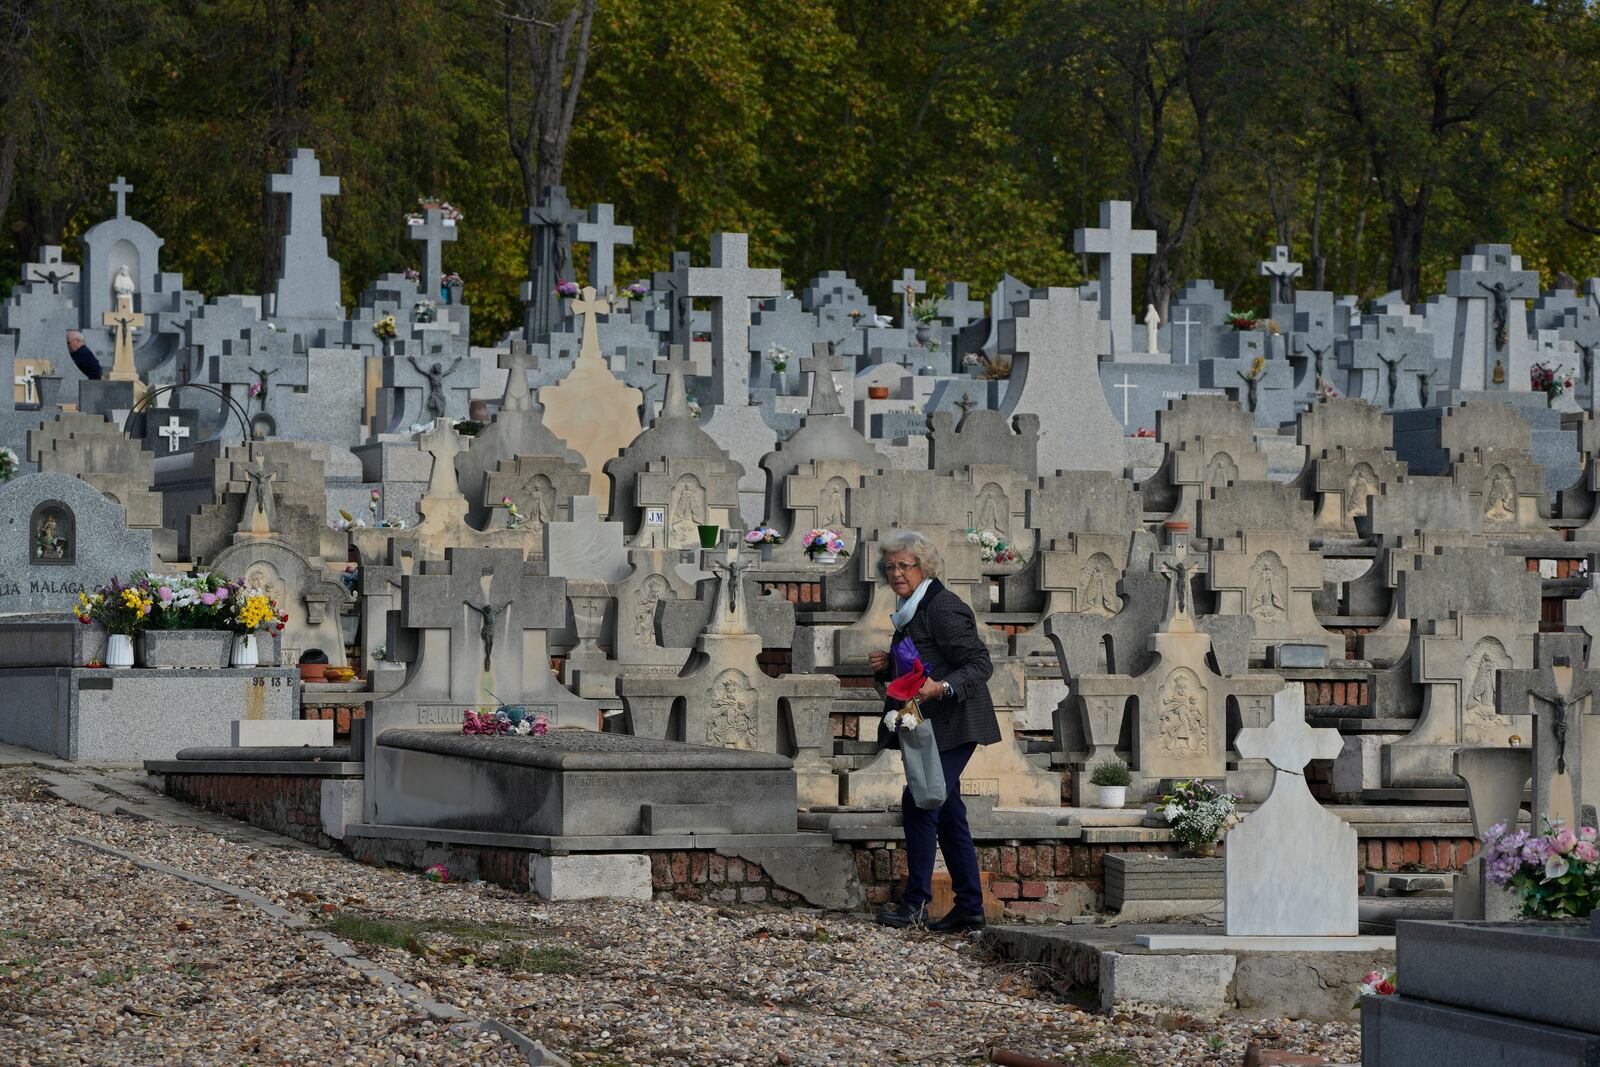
[744,525,783,545]
[625,280,647,300]
[849,310,863,322]
[76,579,154,636]
[767,344,792,373]
[442,272,464,289]
[142,572,233,630]
[372,315,398,340]
[1480,820,1600,919]
[555,278,580,298]
[404,268,421,283]
[501,495,526,529]
[1244,355,1267,381]
[687,397,702,420]
[0,446,18,482]
[1159,779,1243,854]
[247,380,263,399]
[1531,362,1573,400]
[409,196,463,223]
[423,863,450,883]
[912,296,943,324]
[966,528,1021,565]
[1316,380,1340,400]
[802,528,849,560]
[962,351,1012,380]
[453,419,484,437]
[223,586,287,636]
[1354,969,1398,1008]
[414,298,437,323]
[462,706,549,737]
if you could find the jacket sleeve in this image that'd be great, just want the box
[930,595,992,703]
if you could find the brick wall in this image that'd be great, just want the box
[165,773,340,850]
[300,705,367,740]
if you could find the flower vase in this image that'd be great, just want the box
[231,634,259,668]
[915,322,933,344]
[1189,840,1219,858]
[1096,785,1127,808]
[811,551,838,565]
[106,634,135,670]
[759,543,777,562]
[697,524,721,549]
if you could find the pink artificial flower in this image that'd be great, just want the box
[502,496,512,505]
[1554,827,1578,854]
[1574,841,1599,864]
[424,863,449,883]
[533,714,549,737]
[216,587,229,600]
[1582,826,1599,843]
[248,381,262,398]
[200,592,217,606]
[157,586,173,602]
[371,489,382,500]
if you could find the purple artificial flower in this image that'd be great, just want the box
[157,586,173,602]
[200,592,217,606]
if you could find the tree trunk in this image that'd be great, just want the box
[1386,191,1427,305]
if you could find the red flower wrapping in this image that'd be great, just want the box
[885,658,926,702]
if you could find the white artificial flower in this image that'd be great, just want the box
[1163,803,1180,823]
[883,709,900,731]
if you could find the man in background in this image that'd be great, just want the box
[64,330,102,380]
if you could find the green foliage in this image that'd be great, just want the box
[5,0,1600,344]
[1088,760,1131,787]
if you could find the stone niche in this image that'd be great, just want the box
[372,729,799,838]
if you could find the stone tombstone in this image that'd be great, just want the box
[78,176,164,333]
[268,148,342,321]
[927,408,1040,483]
[544,495,630,584]
[1258,246,1302,308]
[1139,394,1270,523]
[997,287,1125,474]
[1385,546,1542,787]
[611,545,699,675]
[1497,645,1600,831]
[616,546,839,806]
[481,454,591,540]
[183,441,329,565]
[0,472,154,615]
[210,320,309,439]
[1223,685,1355,936]
[1444,243,1540,391]
[1436,401,1549,536]
[28,413,163,530]
[522,184,586,340]
[1338,313,1440,410]
[1200,482,1344,664]
[1291,399,1408,536]
[210,538,350,668]
[573,202,633,295]
[407,207,458,303]
[538,286,644,513]
[634,456,742,550]
[1167,281,1231,367]
[1073,200,1156,356]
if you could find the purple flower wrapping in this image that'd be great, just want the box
[892,635,920,679]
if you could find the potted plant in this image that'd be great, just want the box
[802,528,849,565]
[75,578,154,669]
[1159,779,1242,857]
[138,572,235,668]
[912,296,942,344]
[1089,760,1131,808]
[223,582,286,668]
[767,344,792,391]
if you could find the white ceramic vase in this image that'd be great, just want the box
[231,634,258,668]
[106,634,135,670]
[1096,784,1127,808]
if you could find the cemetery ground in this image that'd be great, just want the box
[0,764,1358,1067]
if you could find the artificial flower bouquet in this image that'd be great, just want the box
[1481,820,1600,919]
[966,528,1020,565]
[744,525,783,545]
[463,706,550,737]
[1160,779,1243,852]
[1531,361,1573,399]
[802,528,849,559]
[142,572,234,630]
[224,584,287,636]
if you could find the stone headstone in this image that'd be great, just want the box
[268,149,342,321]
[998,288,1124,474]
[0,472,154,615]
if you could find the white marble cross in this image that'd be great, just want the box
[14,365,37,405]
[574,203,634,295]
[1236,685,1344,774]
[157,415,191,453]
[1114,372,1137,427]
[1073,200,1156,356]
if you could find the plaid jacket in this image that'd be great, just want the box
[875,579,1002,753]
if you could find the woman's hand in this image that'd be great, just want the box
[917,677,945,703]
[868,650,890,672]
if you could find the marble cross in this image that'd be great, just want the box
[939,281,984,330]
[407,208,458,301]
[419,421,466,499]
[687,233,782,406]
[268,149,339,248]
[574,202,634,295]
[157,414,191,453]
[1236,685,1344,774]
[1074,200,1156,356]
[109,175,133,219]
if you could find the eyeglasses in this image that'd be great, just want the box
[883,562,921,574]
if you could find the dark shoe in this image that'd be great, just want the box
[874,902,927,928]
[926,909,986,933]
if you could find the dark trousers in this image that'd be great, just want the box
[899,742,982,915]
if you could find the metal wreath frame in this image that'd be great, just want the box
[123,382,252,443]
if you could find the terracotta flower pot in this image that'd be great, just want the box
[868,385,890,400]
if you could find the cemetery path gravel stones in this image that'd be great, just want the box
[0,768,1360,1065]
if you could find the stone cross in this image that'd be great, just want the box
[1159,542,1201,631]
[955,394,978,418]
[109,176,133,219]
[100,301,145,387]
[800,340,845,416]
[1498,653,1600,831]
[1171,306,1201,365]
[1225,685,1356,936]
[14,365,37,405]
[574,202,633,294]
[687,233,783,406]
[939,281,984,329]
[25,246,79,293]
[267,148,341,320]
[1341,315,1436,409]
[498,339,541,412]
[1259,245,1303,306]
[571,286,611,362]
[707,549,756,636]
[1113,372,1138,427]
[654,345,696,420]
[407,207,458,301]
[236,452,280,535]
[420,421,465,499]
[892,268,926,330]
[157,414,190,453]
[1074,200,1157,355]
[651,250,694,348]
[1446,245,1540,385]
[524,185,585,339]
[408,349,465,420]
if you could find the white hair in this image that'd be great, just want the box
[877,530,942,580]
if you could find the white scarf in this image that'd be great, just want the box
[891,578,934,631]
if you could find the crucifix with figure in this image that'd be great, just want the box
[524,186,586,339]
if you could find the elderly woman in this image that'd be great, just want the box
[869,531,999,932]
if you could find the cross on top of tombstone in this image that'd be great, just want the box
[407,207,458,300]
[109,176,133,219]
[268,149,339,245]
[1236,685,1344,773]
[940,281,984,329]
[892,268,926,328]
[687,232,783,406]
[574,202,634,295]
[420,422,465,499]
[1171,305,1202,365]
[1259,245,1303,305]
[654,344,696,419]
[1074,200,1157,356]
[801,340,846,416]
[572,286,611,359]
[498,339,541,412]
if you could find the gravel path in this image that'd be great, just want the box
[0,767,1360,1065]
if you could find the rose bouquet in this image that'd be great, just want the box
[1354,969,1397,1008]
[1531,362,1573,400]
[1481,820,1600,918]
[1160,779,1243,853]
[744,525,783,545]
[802,528,849,560]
